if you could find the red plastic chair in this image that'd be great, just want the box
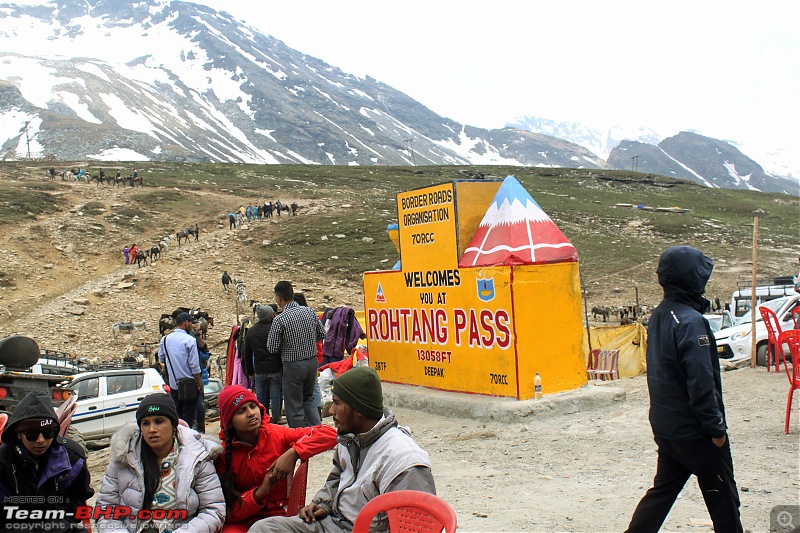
[352,490,457,533]
[286,460,309,516]
[55,394,77,437]
[0,413,8,443]
[759,306,783,372]
[587,350,620,381]
[586,349,601,380]
[778,330,800,434]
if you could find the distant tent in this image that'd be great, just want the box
[458,175,578,267]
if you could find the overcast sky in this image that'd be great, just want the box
[195,0,799,154]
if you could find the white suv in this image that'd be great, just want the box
[714,294,799,365]
[69,368,166,440]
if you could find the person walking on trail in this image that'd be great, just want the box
[222,271,232,293]
[267,281,324,428]
[625,246,742,533]
[123,245,130,264]
[229,212,236,230]
[158,312,202,428]
[248,366,436,533]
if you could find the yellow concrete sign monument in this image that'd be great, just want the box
[363,176,587,399]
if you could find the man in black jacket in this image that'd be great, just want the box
[625,246,742,533]
[0,391,94,532]
[243,304,283,423]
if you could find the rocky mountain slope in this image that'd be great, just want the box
[607,132,797,194]
[0,0,607,169]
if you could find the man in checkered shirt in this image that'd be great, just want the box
[267,280,325,427]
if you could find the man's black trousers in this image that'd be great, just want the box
[626,435,743,533]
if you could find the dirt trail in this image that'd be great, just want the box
[0,180,795,532]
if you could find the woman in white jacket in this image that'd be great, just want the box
[96,393,225,532]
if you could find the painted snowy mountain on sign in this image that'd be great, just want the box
[458,176,578,267]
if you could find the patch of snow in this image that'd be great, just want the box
[255,128,277,142]
[55,91,102,123]
[99,92,159,138]
[722,161,759,191]
[76,62,110,82]
[349,89,374,101]
[87,147,150,161]
[658,147,714,188]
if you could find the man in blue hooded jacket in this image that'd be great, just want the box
[625,246,742,532]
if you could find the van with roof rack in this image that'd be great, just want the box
[730,276,797,320]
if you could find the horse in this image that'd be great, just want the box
[149,245,161,262]
[235,280,248,305]
[175,229,189,246]
[195,316,213,339]
[111,320,147,342]
[135,250,148,267]
[290,202,298,216]
[591,305,610,322]
[158,314,175,336]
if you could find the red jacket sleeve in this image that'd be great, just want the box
[280,424,338,460]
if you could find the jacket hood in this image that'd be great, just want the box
[657,246,714,311]
[2,390,59,443]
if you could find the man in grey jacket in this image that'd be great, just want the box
[249,366,435,533]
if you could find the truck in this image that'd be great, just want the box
[730,276,797,320]
[0,335,75,414]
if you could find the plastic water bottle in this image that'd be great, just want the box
[534,372,542,399]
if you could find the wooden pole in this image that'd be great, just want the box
[750,216,759,368]
[580,266,593,353]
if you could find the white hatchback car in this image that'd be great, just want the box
[69,368,166,440]
[714,294,799,365]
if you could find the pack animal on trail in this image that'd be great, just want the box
[158,314,175,336]
[134,250,148,267]
[591,305,610,322]
[112,320,147,342]
[175,228,191,245]
[149,245,161,262]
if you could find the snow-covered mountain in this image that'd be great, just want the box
[606,132,796,194]
[0,0,795,195]
[508,115,797,194]
[506,116,662,161]
[0,0,607,168]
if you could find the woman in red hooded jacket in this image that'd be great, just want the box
[215,385,337,532]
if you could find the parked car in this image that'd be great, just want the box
[714,294,799,365]
[204,377,222,420]
[703,310,735,333]
[69,367,166,440]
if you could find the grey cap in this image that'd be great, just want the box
[256,305,274,321]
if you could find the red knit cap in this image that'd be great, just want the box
[218,385,261,429]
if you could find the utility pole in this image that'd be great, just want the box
[630,155,639,172]
[23,119,32,159]
[403,139,416,166]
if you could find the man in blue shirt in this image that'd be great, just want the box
[158,312,202,427]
